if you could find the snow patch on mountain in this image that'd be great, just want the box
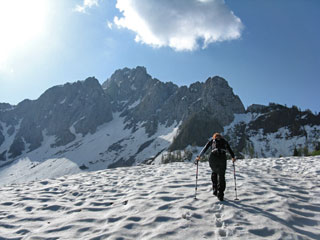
[222,111,320,158]
[0,112,180,184]
[128,99,141,109]
[249,127,303,157]
[248,125,320,158]
[223,113,260,133]
[0,121,21,162]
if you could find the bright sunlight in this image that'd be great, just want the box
[0,0,48,72]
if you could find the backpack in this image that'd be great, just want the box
[212,138,227,155]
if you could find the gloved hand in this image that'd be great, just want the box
[194,156,200,164]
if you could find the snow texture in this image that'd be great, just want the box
[0,156,319,239]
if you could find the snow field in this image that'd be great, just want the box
[0,156,319,239]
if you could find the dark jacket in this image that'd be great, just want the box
[199,137,235,173]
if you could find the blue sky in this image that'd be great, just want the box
[0,0,319,113]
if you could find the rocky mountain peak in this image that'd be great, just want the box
[203,76,237,97]
[0,78,112,160]
[82,76,101,88]
[37,76,102,105]
[205,76,229,87]
[167,75,246,150]
[102,66,149,90]
[102,68,247,139]
[0,103,13,111]
[247,103,288,114]
[102,66,168,113]
[247,104,267,113]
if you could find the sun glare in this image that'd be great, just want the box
[0,0,48,71]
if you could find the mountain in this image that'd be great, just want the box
[0,77,112,161]
[103,66,244,139]
[0,66,319,181]
[224,103,320,158]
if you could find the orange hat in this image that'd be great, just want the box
[213,133,222,139]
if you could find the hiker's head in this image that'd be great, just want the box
[213,133,222,140]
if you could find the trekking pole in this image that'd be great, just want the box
[233,161,239,200]
[194,159,199,199]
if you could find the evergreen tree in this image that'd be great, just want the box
[177,150,182,161]
[293,147,299,156]
[303,146,309,156]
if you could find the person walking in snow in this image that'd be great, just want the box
[196,133,236,201]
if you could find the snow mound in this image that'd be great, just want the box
[0,156,319,239]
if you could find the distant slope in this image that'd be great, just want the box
[223,104,320,158]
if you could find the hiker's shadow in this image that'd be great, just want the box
[223,200,319,239]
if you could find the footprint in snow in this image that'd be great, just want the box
[182,211,191,220]
[215,219,223,228]
[218,229,227,237]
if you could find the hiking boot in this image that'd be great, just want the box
[218,192,224,201]
[213,189,217,196]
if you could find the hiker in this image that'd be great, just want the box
[196,133,236,201]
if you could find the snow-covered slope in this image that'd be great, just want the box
[0,112,180,186]
[223,106,320,158]
[1,156,319,239]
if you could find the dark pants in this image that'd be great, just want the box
[211,172,226,194]
[209,153,227,196]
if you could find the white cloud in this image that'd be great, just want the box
[74,0,99,13]
[113,0,243,51]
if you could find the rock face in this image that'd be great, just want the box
[224,104,320,158]
[103,67,245,138]
[0,77,112,160]
[164,77,245,149]
[0,66,319,170]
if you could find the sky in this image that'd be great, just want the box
[0,0,319,113]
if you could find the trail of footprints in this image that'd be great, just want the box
[202,202,228,238]
[213,204,227,238]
